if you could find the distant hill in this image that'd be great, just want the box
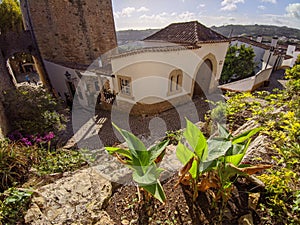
[116,29,159,45]
[116,24,300,45]
[211,24,300,39]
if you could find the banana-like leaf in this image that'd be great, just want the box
[112,123,149,168]
[184,119,207,159]
[225,153,245,166]
[142,181,166,203]
[205,138,232,162]
[232,127,262,144]
[105,147,132,160]
[217,123,232,139]
[132,164,163,186]
[149,140,169,163]
[176,142,195,165]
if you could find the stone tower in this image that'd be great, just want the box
[20,0,117,66]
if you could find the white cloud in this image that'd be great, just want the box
[220,0,245,11]
[258,5,266,10]
[115,7,136,18]
[285,3,300,19]
[178,11,196,21]
[260,0,276,4]
[197,4,206,8]
[137,7,149,13]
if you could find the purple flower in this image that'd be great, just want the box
[42,132,55,142]
[20,137,32,146]
[35,138,43,143]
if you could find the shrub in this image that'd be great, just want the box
[3,86,67,136]
[0,188,33,225]
[0,140,34,192]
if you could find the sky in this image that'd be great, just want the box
[112,0,300,31]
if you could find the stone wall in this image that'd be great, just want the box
[21,0,117,66]
[0,50,14,138]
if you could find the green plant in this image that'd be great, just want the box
[105,123,169,203]
[0,140,33,192]
[0,188,33,225]
[175,119,208,201]
[34,149,87,175]
[3,86,67,136]
[258,168,299,224]
[176,119,266,202]
[220,44,255,84]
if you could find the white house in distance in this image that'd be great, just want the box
[43,21,229,115]
[219,35,297,92]
[92,21,229,114]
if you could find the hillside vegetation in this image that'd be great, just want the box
[211,24,300,39]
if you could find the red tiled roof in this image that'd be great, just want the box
[143,21,228,44]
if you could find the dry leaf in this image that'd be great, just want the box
[229,163,272,175]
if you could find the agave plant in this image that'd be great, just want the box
[105,123,169,203]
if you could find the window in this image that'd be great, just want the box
[118,76,132,96]
[169,69,183,94]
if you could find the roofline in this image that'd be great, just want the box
[111,45,199,59]
[230,37,270,50]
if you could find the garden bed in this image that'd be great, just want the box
[106,174,263,225]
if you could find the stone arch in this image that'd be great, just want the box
[192,53,218,97]
[0,31,51,90]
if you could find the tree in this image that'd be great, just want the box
[220,44,255,84]
[0,0,23,34]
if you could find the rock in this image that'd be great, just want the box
[25,167,114,225]
[238,213,254,225]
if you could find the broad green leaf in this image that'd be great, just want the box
[200,159,217,173]
[217,123,231,139]
[225,153,245,166]
[132,164,163,185]
[232,127,262,144]
[205,138,232,161]
[225,143,244,156]
[105,147,132,160]
[184,119,207,159]
[149,140,169,163]
[112,123,149,167]
[142,181,166,203]
[176,142,195,165]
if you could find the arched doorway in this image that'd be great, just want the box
[193,59,213,98]
[6,52,41,86]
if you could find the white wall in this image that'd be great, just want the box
[111,41,229,104]
[43,60,78,100]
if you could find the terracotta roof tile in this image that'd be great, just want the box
[143,21,228,44]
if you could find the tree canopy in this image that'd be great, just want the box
[0,0,23,34]
[220,44,255,84]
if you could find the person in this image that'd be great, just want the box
[25,75,31,84]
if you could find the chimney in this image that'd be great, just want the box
[256,35,262,43]
[271,36,278,47]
